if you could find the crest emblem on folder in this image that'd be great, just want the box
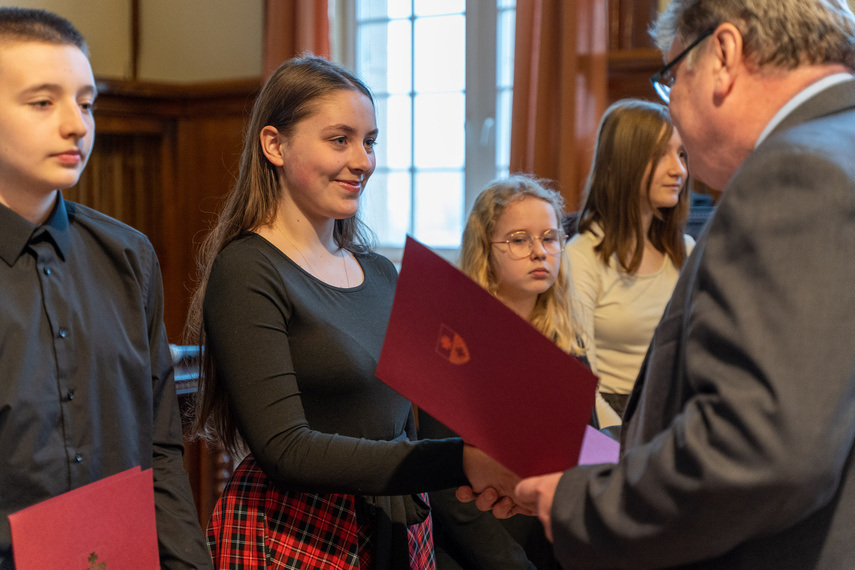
[87,552,107,569]
[436,324,470,365]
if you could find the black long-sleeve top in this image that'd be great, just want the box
[204,234,467,492]
[0,194,211,569]
[203,234,467,565]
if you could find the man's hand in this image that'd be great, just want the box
[515,472,563,541]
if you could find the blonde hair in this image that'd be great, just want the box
[460,174,586,355]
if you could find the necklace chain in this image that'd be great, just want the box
[274,224,350,287]
[343,249,350,286]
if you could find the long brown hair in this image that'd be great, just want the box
[186,55,376,455]
[577,99,689,274]
[460,174,585,355]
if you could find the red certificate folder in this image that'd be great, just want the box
[9,466,159,569]
[377,237,614,478]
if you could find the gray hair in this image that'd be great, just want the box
[653,0,855,70]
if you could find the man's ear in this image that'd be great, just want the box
[711,23,744,100]
[260,125,285,167]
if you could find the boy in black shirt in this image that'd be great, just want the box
[0,8,210,568]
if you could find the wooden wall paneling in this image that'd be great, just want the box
[605,1,665,105]
[608,0,620,51]
[67,132,164,254]
[65,78,260,527]
[607,48,663,105]
[170,109,253,527]
[170,110,254,340]
[84,78,260,341]
[181,423,236,529]
[610,0,659,50]
[630,0,659,49]
[158,120,181,337]
[617,0,635,49]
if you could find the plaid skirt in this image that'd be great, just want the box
[207,454,435,569]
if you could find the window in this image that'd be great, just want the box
[331,0,516,254]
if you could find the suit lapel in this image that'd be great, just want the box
[620,223,711,448]
[770,79,855,137]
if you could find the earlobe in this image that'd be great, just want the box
[260,126,285,167]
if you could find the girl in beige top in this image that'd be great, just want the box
[567,99,694,423]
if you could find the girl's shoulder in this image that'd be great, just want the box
[355,249,399,284]
[214,234,269,269]
[567,223,603,250]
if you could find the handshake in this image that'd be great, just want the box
[458,444,565,542]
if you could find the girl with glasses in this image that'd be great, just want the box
[419,174,616,569]
[567,99,694,422]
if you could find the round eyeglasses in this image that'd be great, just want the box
[492,229,567,259]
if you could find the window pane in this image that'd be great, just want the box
[360,21,411,95]
[386,20,412,94]
[353,0,516,250]
[414,15,465,93]
[372,95,389,168]
[414,92,465,169]
[362,170,411,246]
[358,0,412,20]
[359,22,390,92]
[496,89,512,171]
[414,170,464,247]
[382,94,412,169]
[497,9,516,88]
[414,0,464,17]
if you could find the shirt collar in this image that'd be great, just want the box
[755,73,855,148]
[0,192,70,266]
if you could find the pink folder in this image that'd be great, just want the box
[9,466,159,569]
[377,237,617,478]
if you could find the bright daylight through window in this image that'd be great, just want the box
[333,0,516,252]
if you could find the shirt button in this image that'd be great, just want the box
[58,327,67,339]
[75,453,83,463]
[67,389,75,401]
[43,267,52,276]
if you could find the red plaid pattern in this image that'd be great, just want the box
[207,454,435,569]
[408,499,435,570]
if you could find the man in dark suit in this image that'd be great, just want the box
[504,1,855,567]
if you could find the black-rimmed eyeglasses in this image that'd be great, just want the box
[651,28,715,104]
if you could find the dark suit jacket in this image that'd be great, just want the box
[550,78,855,568]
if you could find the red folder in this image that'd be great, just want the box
[9,466,159,569]
[377,237,614,478]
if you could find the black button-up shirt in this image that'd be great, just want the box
[0,194,211,568]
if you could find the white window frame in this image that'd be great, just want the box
[329,0,514,264]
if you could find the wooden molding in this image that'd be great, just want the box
[93,76,263,119]
[95,76,262,99]
[608,48,663,72]
[606,48,665,104]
